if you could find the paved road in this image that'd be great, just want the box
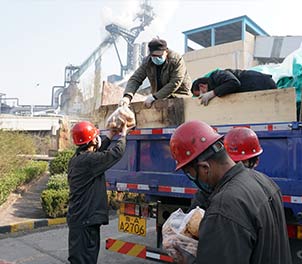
[0,215,158,264]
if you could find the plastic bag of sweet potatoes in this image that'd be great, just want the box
[105,105,136,132]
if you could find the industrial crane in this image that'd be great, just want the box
[65,0,154,84]
[58,0,155,114]
[105,0,155,77]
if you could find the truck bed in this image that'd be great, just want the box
[105,121,302,219]
[99,88,301,218]
[101,88,302,263]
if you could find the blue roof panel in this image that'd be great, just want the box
[183,15,270,50]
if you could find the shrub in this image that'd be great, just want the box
[0,172,19,205]
[41,173,69,218]
[49,149,74,175]
[0,130,47,206]
[0,161,48,206]
[41,189,69,218]
[22,161,48,183]
[0,130,35,178]
[46,174,69,190]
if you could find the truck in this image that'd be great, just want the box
[99,87,302,263]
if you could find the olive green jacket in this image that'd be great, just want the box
[124,50,191,100]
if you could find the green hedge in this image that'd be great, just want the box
[46,174,69,190]
[22,160,48,183]
[0,130,36,177]
[0,161,48,206]
[49,150,74,175]
[41,174,69,218]
[42,149,73,218]
[41,188,69,218]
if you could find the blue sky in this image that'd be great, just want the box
[0,0,300,105]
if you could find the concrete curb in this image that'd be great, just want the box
[0,217,66,234]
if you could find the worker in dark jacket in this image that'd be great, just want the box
[188,127,264,211]
[191,69,276,105]
[67,121,128,264]
[169,121,292,264]
[119,38,191,108]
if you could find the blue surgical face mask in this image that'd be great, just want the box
[196,178,213,194]
[184,165,213,194]
[151,56,166,65]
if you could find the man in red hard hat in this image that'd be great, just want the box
[224,126,263,169]
[189,126,264,210]
[169,120,291,264]
[67,120,129,264]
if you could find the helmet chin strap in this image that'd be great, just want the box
[194,179,213,194]
[191,163,213,194]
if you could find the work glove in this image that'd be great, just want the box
[199,90,215,106]
[119,96,130,107]
[144,94,156,108]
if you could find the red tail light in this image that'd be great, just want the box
[287,224,302,239]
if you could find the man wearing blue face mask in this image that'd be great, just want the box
[188,127,264,211]
[119,38,191,108]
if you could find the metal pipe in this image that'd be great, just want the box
[51,86,64,107]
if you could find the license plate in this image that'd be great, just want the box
[118,214,146,237]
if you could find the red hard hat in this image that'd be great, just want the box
[72,121,99,146]
[224,127,263,162]
[170,120,223,170]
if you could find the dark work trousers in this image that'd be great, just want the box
[68,224,101,264]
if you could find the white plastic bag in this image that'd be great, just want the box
[162,207,205,262]
[105,105,136,131]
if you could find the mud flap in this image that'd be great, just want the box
[106,238,174,263]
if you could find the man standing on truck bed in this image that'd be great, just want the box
[67,121,129,264]
[191,69,276,105]
[119,38,191,108]
[169,120,292,264]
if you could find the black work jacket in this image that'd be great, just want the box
[208,69,276,97]
[188,190,210,212]
[67,136,126,227]
[194,162,292,264]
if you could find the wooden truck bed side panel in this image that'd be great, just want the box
[97,88,296,129]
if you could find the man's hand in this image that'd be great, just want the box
[107,128,119,139]
[199,90,215,106]
[119,96,130,107]
[144,94,155,108]
[120,120,130,137]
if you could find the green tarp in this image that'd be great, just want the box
[250,47,302,104]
